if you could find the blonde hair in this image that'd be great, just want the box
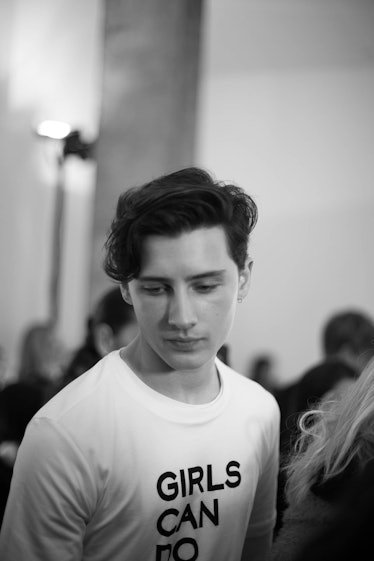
[285,357,374,505]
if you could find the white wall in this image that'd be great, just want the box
[197,0,374,383]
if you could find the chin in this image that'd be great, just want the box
[163,350,212,372]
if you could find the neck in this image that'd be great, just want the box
[120,339,220,404]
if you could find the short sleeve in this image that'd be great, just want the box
[0,417,97,561]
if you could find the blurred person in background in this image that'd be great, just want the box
[61,285,138,387]
[277,310,374,446]
[271,356,374,560]
[247,353,278,394]
[17,321,68,401]
[292,309,374,415]
[273,308,374,535]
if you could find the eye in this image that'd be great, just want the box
[142,285,168,295]
[194,283,220,293]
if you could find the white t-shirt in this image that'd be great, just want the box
[0,351,280,561]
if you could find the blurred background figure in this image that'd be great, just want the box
[61,286,138,387]
[0,324,67,524]
[271,356,374,561]
[293,309,374,414]
[17,322,68,400]
[277,308,374,452]
[274,308,374,536]
[247,353,278,394]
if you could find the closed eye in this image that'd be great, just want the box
[141,285,169,295]
[194,283,221,293]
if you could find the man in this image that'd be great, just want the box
[0,167,280,561]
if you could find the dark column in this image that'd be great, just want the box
[90,0,204,302]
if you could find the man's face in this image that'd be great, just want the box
[122,226,251,373]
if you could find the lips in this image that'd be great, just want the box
[167,338,201,343]
[165,337,203,350]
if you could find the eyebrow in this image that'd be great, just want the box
[137,270,227,282]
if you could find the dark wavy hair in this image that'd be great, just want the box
[104,167,258,282]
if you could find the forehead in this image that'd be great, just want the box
[139,226,235,276]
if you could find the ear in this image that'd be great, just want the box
[120,283,133,305]
[93,323,115,357]
[237,258,253,302]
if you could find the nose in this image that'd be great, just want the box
[167,289,197,330]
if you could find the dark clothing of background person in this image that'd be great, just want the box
[292,358,356,415]
[0,382,44,526]
[271,459,361,561]
[292,458,374,561]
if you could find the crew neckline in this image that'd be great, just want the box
[110,350,229,423]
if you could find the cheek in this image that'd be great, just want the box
[211,300,237,338]
[211,293,237,318]
[132,299,164,325]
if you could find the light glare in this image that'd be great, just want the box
[36,120,72,140]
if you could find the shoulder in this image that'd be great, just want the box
[216,358,280,420]
[217,358,278,397]
[35,350,123,422]
[63,345,101,384]
[19,352,127,464]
